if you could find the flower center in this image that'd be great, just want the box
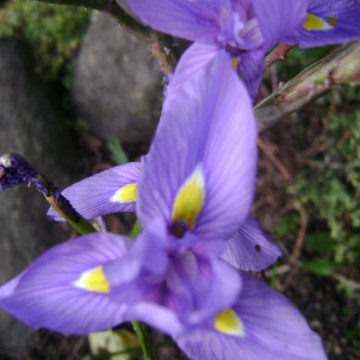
[217,8,263,58]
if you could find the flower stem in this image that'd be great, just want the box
[131,321,153,360]
[0,153,97,234]
[35,0,179,74]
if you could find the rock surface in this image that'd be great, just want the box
[0,38,79,359]
[73,13,163,146]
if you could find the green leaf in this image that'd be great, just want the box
[108,138,129,165]
[302,258,337,276]
[305,232,335,251]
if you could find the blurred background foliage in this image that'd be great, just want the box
[273,58,360,278]
[0,0,90,83]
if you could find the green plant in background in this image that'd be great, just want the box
[275,91,360,277]
[0,0,90,81]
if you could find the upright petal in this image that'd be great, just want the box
[127,0,223,43]
[253,0,307,50]
[164,42,221,103]
[221,215,282,271]
[137,49,258,241]
[175,273,328,360]
[0,233,133,334]
[292,0,360,48]
[47,162,143,221]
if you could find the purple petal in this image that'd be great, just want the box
[292,0,360,48]
[0,233,132,334]
[108,224,241,333]
[138,49,258,241]
[253,0,307,50]
[175,273,328,360]
[47,162,143,221]
[236,48,265,100]
[127,0,222,43]
[221,215,282,271]
[164,42,220,103]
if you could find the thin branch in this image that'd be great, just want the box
[35,0,179,73]
[265,43,295,69]
[256,42,360,132]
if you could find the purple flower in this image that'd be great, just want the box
[0,52,328,359]
[2,50,256,330]
[126,0,307,98]
[289,0,360,48]
[48,51,281,272]
[0,232,328,359]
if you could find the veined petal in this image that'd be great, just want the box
[164,42,220,104]
[253,0,307,50]
[0,233,133,334]
[235,49,265,100]
[175,273,328,360]
[47,162,143,221]
[127,0,222,43]
[138,50,258,241]
[221,215,282,271]
[291,0,360,48]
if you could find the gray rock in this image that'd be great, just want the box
[0,38,79,358]
[73,13,163,145]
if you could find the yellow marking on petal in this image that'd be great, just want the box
[214,309,246,337]
[73,266,110,293]
[110,183,137,203]
[171,164,205,230]
[232,58,240,70]
[303,13,334,31]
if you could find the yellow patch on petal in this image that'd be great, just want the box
[232,58,240,70]
[110,183,137,203]
[214,309,246,337]
[303,13,334,31]
[171,164,205,230]
[73,266,110,293]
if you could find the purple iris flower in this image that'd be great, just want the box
[0,51,327,359]
[126,0,308,98]
[289,0,360,48]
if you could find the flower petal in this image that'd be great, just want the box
[137,49,257,241]
[221,215,282,271]
[253,0,307,50]
[292,0,360,48]
[47,162,143,221]
[109,224,241,333]
[175,273,328,360]
[0,233,133,334]
[236,48,265,100]
[127,0,222,43]
[164,42,220,103]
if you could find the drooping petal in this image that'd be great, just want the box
[175,273,328,360]
[127,0,223,43]
[137,49,258,242]
[292,0,360,48]
[221,215,282,271]
[47,162,143,221]
[0,233,133,334]
[253,0,307,50]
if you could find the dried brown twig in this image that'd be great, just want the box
[256,42,360,132]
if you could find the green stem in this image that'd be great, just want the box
[34,0,179,73]
[131,321,153,360]
[32,173,97,234]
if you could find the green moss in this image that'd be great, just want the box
[0,0,91,80]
